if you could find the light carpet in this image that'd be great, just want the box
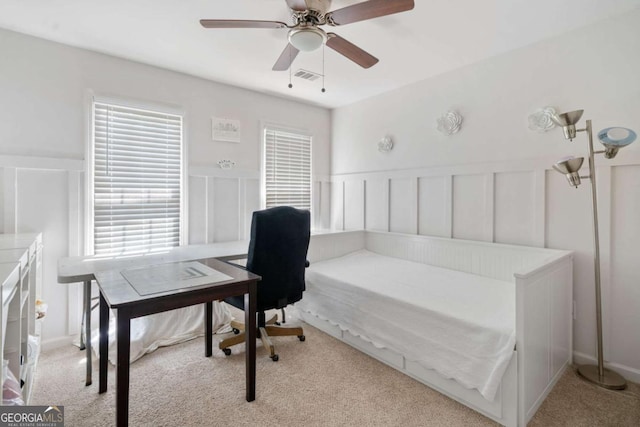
[31,323,640,426]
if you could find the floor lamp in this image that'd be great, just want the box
[551,109,636,390]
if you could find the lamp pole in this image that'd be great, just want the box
[584,120,605,377]
[576,120,625,389]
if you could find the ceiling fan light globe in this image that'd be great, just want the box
[289,28,326,51]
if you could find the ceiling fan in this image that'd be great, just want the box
[200,0,415,71]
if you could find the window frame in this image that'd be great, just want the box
[260,121,313,214]
[85,93,188,256]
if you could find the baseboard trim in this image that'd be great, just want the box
[573,351,640,384]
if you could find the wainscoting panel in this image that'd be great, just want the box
[418,175,451,238]
[494,171,536,246]
[545,168,598,359]
[331,181,344,230]
[389,178,417,234]
[452,174,493,242]
[365,177,389,232]
[320,181,331,230]
[610,165,640,368]
[189,176,207,244]
[313,182,321,230]
[212,178,240,242]
[344,180,365,231]
[243,179,260,239]
[15,169,71,341]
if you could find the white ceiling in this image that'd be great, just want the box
[1,0,639,109]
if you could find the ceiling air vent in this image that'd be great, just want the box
[294,69,322,81]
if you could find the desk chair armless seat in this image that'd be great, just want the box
[219,206,310,361]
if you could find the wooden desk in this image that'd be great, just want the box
[95,257,259,427]
[57,241,249,386]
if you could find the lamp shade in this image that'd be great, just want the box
[551,110,584,127]
[553,156,584,174]
[552,156,584,187]
[288,28,326,51]
[597,127,637,159]
[551,110,584,141]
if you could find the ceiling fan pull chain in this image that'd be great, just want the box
[288,45,293,89]
[321,43,326,93]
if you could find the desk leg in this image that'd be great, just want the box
[80,284,86,351]
[205,302,213,357]
[116,310,131,427]
[245,282,257,402]
[84,280,92,386]
[99,293,109,394]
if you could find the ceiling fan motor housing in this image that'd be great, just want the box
[292,8,327,26]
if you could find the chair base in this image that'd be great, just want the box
[219,313,305,361]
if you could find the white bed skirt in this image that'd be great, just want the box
[91,302,231,364]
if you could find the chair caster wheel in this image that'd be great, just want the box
[271,354,279,362]
[222,348,231,356]
[298,335,305,342]
[232,328,240,335]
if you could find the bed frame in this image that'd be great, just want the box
[301,230,573,427]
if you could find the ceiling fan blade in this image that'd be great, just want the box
[200,20,288,29]
[326,33,378,69]
[272,44,300,71]
[327,0,414,26]
[285,0,309,12]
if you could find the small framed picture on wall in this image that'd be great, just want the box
[212,117,241,143]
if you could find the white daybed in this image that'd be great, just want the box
[297,231,573,427]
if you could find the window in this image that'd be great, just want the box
[90,100,184,256]
[264,126,312,210]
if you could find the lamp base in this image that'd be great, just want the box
[577,364,627,390]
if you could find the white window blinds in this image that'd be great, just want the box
[264,127,312,210]
[92,101,183,256]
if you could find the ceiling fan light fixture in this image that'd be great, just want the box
[288,27,326,52]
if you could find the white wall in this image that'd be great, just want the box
[331,10,640,381]
[0,29,332,346]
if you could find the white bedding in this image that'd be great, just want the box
[296,249,515,401]
[91,303,232,364]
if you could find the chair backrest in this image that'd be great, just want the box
[246,206,311,311]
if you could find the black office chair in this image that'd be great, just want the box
[219,206,311,361]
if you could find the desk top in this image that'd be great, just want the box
[58,240,249,283]
[95,257,259,309]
